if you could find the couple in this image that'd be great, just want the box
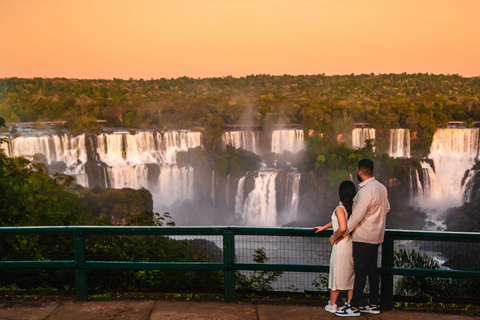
[314,159,390,317]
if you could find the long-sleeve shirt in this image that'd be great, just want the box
[346,177,390,244]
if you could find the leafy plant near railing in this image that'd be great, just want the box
[235,247,283,292]
[0,210,223,293]
[393,249,455,297]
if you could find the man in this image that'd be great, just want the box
[331,159,390,317]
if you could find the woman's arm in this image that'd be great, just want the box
[330,207,347,245]
[313,221,332,233]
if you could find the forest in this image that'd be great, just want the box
[1,73,480,157]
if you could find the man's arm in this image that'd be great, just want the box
[346,191,370,233]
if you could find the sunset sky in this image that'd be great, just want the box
[1,0,479,79]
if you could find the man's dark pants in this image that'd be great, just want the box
[351,242,380,308]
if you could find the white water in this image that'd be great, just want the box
[222,131,258,154]
[410,129,480,230]
[107,164,150,190]
[271,129,304,154]
[462,169,478,203]
[156,165,195,207]
[4,130,202,210]
[427,128,479,208]
[352,128,375,149]
[389,129,410,158]
[280,172,301,225]
[236,172,278,226]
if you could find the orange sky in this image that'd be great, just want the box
[1,0,479,79]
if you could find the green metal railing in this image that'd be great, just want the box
[0,226,479,309]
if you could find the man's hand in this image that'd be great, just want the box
[329,235,345,245]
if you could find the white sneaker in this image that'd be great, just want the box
[335,305,360,317]
[359,304,380,314]
[325,301,337,313]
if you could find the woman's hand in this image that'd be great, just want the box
[313,222,332,233]
[313,226,327,233]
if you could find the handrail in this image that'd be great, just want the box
[0,226,479,309]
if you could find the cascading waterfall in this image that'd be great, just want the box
[427,128,479,208]
[271,129,304,154]
[6,134,88,186]
[282,172,301,224]
[235,172,278,226]
[409,168,423,206]
[4,130,203,210]
[8,134,87,166]
[462,169,478,203]
[352,128,375,149]
[389,129,410,158]
[156,165,195,207]
[234,176,246,214]
[222,131,258,154]
[107,164,149,190]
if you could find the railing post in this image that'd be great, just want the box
[381,231,394,310]
[223,228,235,302]
[73,229,88,300]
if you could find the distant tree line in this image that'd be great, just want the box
[1,74,479,157]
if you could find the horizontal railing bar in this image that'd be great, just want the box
[387,229,480,241]
[0,261,77,268]
[0,227,478,240]
[83,261,225,270]
[390,267,480,279]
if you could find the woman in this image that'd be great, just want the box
[313,180,356,313]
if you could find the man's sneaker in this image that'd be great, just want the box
[324,301,337,313]
[359,304,381,314]
[335,305,360,317]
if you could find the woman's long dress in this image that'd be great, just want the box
[328,203,354,290]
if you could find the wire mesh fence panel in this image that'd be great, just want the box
[392,239,480,298]
[84,235,223,263]
[0,269,75,291]
[234,235,331,265]
[0,234,73,261]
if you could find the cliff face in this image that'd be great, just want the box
[76,187,153,225]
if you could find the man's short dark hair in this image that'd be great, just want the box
[358,159,374,176]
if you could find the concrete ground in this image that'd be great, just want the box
[0,300,479,320]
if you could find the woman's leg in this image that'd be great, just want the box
[330,290,340,305]
[347,289,353,304]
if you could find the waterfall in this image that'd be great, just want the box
[107,164,149,189]
[156,165,195,207]
[352,128,375,149]
[5,130,203,211]
[8,134,87,166]
[426,128,479,207]
[271,129,304,154]
[282,172,301,223]
[235,176,246,214]
[409,168,423,206]
[462,169,478,203]
[389,129,410,158]
[162,131,202,165]
[222,131,258,154]
[237,172,278,227]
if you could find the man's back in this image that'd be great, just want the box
[347,177,390,244]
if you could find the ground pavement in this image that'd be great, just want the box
[1,300,479,320]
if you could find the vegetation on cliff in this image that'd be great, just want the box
[1,74,479,157]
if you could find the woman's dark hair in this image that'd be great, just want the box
[339,180,357,217]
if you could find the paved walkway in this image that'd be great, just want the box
[1,300,478,320]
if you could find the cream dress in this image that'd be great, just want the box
[328,202,354,290]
